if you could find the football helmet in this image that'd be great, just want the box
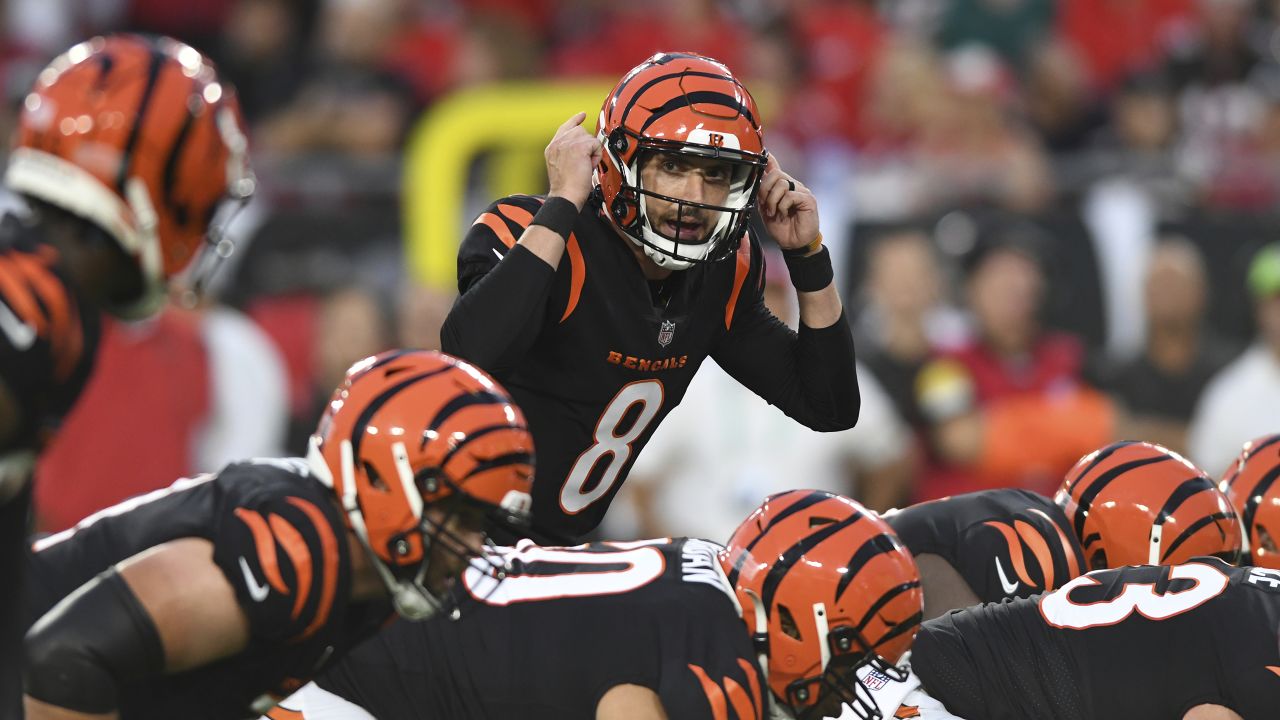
[595,51,767,270]
[6,34,254,318]
[1220,434,1280,569]
[307,350,534,620]
[721,490,923,720]
[1056,441,1242,570]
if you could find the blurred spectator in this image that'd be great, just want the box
[1077,70,1188,211]
[856,228,967,433]
[935,0,1055,67]
[34,305,288,531]
[396,281,455,351]
[1188,243,1280,475]
[915,225,1114,500]
[606,253,913,540]
[1024,38,1105,152]
[1096,237,1238,454]
[217,0,317,123]
[548,0,748,80]
[256,0,417,156]
[283,285,393,454]
[855,44,1054,216]
[787,0,888,146]
[125,0,237,51]
[1058,0,1195,93]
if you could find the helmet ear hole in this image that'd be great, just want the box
[1089,549,1107,571]
[1260,524,1277,554]
[363,461,389,492]
[777,604,802,641]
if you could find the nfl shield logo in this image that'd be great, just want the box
[657,320,676,348]
[863,669,890,691]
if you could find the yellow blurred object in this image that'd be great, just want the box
[402,81,613,290]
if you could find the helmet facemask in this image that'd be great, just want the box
[308,434,531,622]
[777,605,915,720]
[603,130,765,270]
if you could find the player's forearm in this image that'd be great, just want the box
[440,245,555,371]
[516,223,568,270]
[717,308,860,431]
[792,312,861,430]
[796,283,843,329]
[24,697,117,720]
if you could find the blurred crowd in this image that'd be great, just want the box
[5,0,1280,539]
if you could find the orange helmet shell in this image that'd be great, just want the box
[721,490,922,714]
[1057,441,1242,570]
[1220,434,1280,569]
[308,350,533,616]
[595,52,766,269]
[7,34,254,317]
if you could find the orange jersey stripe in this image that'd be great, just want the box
[474,213,518,249]
[1015,519,1056,591]
[268,514,313,622]
[264,706,305,720]
[561,231,585,323]
[724,237,751,330]
[495,202,536,228]
[288,497,341,640]
[983,521,1036,587]
[234,508,289,594]
[724,675,759,720]
[0,255,47,335]
[737,658,763,716]
[1029,507,1082,582]
[10,252,79,378]
[688,664,729,720]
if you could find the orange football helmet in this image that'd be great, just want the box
[1220,434,1280,569]
[6,34,254,318]
[595,52,767,269]
[721,490,922,720]
[307,350,534,620]
[1056,441,1242,570]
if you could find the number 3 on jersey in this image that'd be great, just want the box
[560,380,664,514]
[1039,562,1230,629]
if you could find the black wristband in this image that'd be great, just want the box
[785,244,835,292]
[530,196,579,239]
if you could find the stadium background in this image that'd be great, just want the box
[4,0,1279,540]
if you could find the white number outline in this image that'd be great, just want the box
[1038,562,1230,630]
[463,541,667,606]
[559,379,665,515]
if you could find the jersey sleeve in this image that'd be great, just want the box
[662,658,766,720]
[213,476,346,644]
[439,194,560,375]
[657,593,767,720]
[0,248,92,449]
[712,233,860,433]
[960,491,1083,601]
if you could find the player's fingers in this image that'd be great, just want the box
[763,175,791,215]
[756,171,784,210]
[554,111,588,138]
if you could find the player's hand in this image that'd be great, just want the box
[757,155,820,253]
[546,112,602,210]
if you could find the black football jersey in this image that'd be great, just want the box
[316,538,766,720]
[911,557,1280,720]
[26,458,390,719]
[887,489,1085,603]
[445,193,861,542]
[0,212,100,455]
